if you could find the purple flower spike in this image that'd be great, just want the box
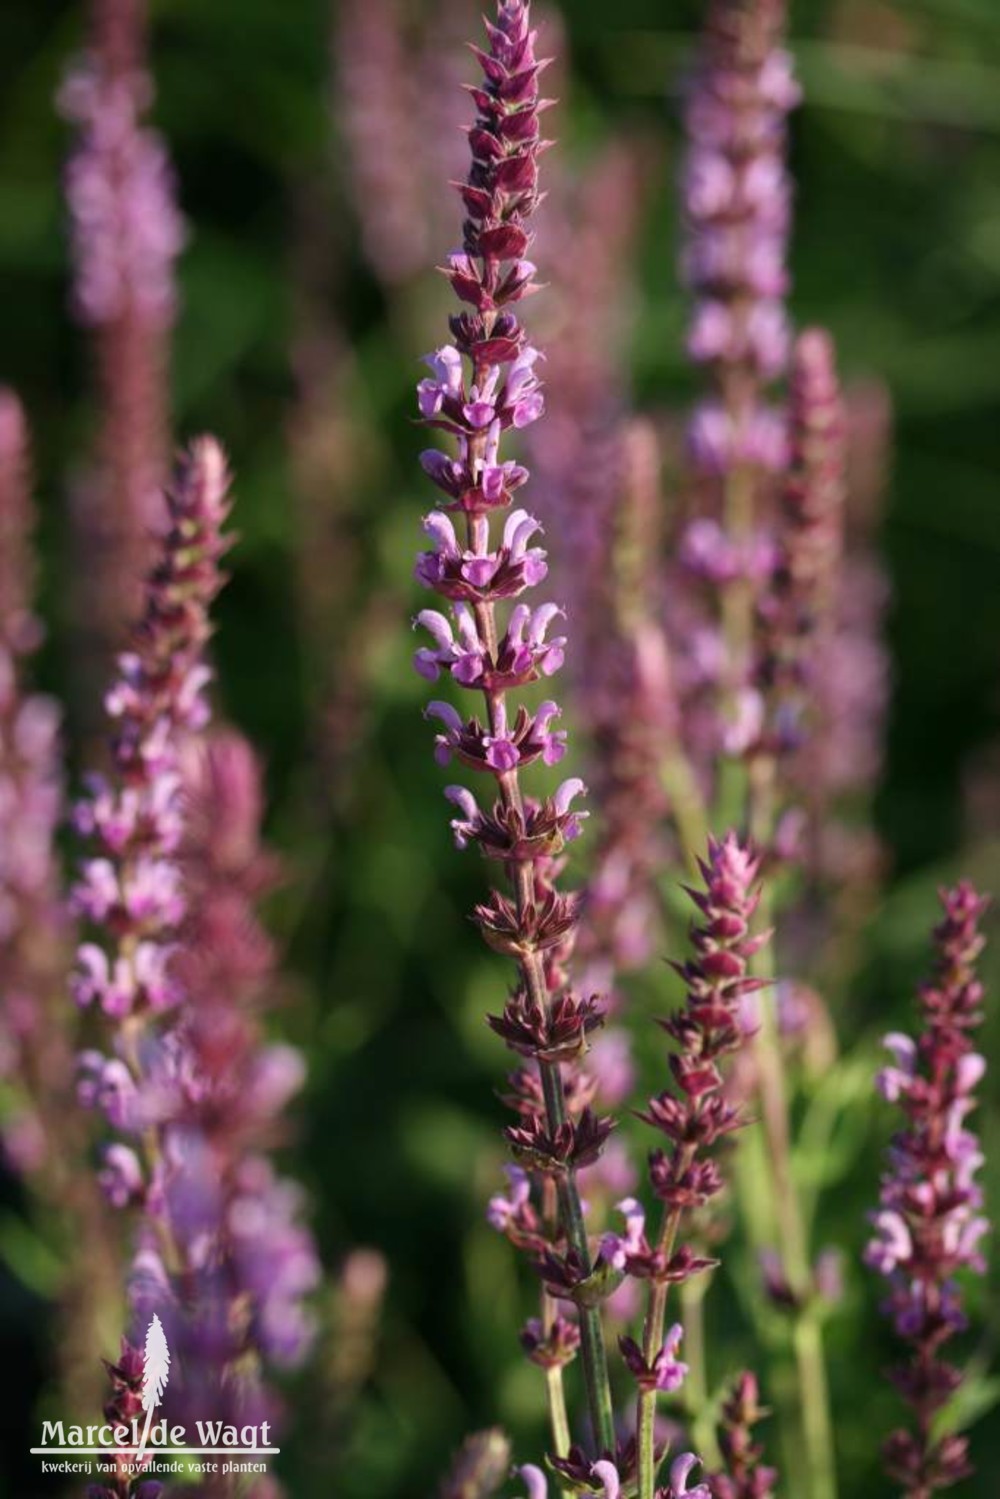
[69,441,313,1432]
[682,0,799,459]
[59,1,186,712]
[757,328,846,759]
[411,1,618,1454]
[711,1370,779,1498]
[0,391,73,1180]
[867,882,989,1495]
[628,834,769,1496]
[72,439,231,1022]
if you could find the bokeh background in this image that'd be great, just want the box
[1,0,999,1494]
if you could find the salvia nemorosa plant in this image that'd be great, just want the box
[867,884,990,1497]
[0,1,992,1495]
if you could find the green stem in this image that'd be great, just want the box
[546,1364,572,1465]
[794,1312,837,1499]
[463,420,616,1453]
[537,1055,615,1453]
[660,746,710,874]
[540,1179,572,1465]
[715,462,756,832]
[681,1272,721,1468]
[748,761,838,1499]
[636,1146,696,1499]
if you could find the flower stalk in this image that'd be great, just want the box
[866,883,989,1497]
[413,0,615,1453]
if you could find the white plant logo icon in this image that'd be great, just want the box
[137,1314,170,1460]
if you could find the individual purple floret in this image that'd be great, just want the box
[661,1453,713,1499]
[866,882,989,1496]
[59,0,186,718]
[412,0,617,1455]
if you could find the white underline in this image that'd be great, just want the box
[31,1448,280,1455]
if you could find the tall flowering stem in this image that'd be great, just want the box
[681,0,799,794]
[598,834,768,1499]
[866,883,989,1497]
[737,327,848,1499]
[681,9,843,1484]
[74,444,317,1481]
[0,392,126,1411]
[60,0,185,724]
[412,0,616,1453]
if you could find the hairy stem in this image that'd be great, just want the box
[468,504,615,1451]
[637,1144,696,1499]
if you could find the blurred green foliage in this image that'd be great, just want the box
[0,0,999,1495]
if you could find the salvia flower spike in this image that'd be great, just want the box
[621,832,768,1499]
[866,882,989,1496]
[0,391,71,1181]
[412,0,616,1455]
[59,0,186,709]
[712,1370,779,1498]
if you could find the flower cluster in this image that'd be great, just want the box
[606,834,768,1499]
[632,834,766,1234]
[682,0,799,479]
[59,60,183,333]
[667,0,801,774]
[757,328,845,757]
[516,1450,712,1499]
[71,438,230,1022]
[866,882,989,1494]
[335,0,475,290]
[413,0,620,1455]
[59,0,186,713]
[73,444,317,1456]
[166,730,319,1405]
[712,1370,778,1499]
[0,391,71,1178]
